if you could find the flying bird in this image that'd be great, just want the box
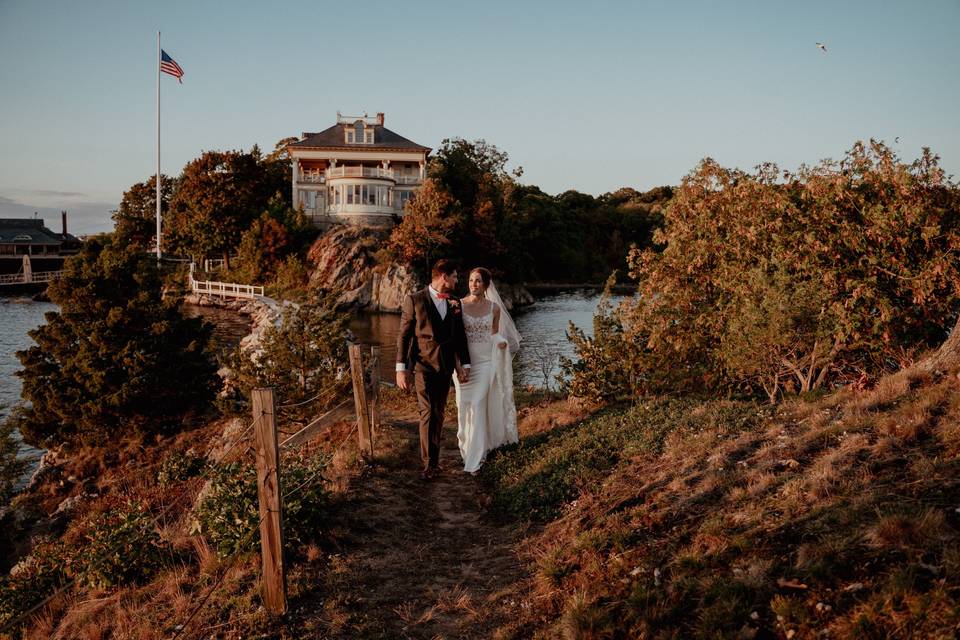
[816,42,827,53]
[895,136,901,143]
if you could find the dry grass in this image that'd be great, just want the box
[517,396,593,437]
[477,367,960,639]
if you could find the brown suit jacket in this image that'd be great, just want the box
[397,288,471,375]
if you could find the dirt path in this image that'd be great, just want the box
[288,413,528,639]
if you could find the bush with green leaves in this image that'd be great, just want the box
[620,142,960,399]
[74,503,172,590]
[194,454,329,557]
[156,449,206,487]
[0,538,70,629]
[557,279,637,403]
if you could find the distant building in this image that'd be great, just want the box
[287,112,430,227]
[0,212,80,257]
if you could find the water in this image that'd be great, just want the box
[181,304,253,360]
[0,301,251,495]
[350,290,624,388]
[1,291,616,491]
[0,297,54,484]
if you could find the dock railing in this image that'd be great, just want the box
[189,262,264,299]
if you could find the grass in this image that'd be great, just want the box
[480,365,960,639]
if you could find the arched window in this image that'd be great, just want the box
[354,121,364,145]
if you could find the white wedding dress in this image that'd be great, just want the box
[453,301,519,473]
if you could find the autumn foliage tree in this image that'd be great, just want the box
[611,141,960,400]
[387,138,665,282]
[111,174,175,251]
[387,179,459,274]
[165,147,289,266]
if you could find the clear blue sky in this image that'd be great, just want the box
[1,0,958,234]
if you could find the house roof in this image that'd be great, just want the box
[289,123,431,153]
[0,218,75,245]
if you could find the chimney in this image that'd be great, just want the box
[62,210,67,237]
[376,112,384,126]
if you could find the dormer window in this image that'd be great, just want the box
[345,121,374,145]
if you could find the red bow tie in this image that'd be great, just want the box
[436,292,450,300]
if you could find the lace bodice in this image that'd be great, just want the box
[463,310,493,345]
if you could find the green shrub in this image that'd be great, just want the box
[75,503,171,589]
[193,462,258,557]
[558,277,638,403]
[0,538,70,629]
[194,454,329,557]
[156,449,206,487]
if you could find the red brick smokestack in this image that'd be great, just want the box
[376,112,384,126]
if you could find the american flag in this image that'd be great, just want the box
[160,50,184,83]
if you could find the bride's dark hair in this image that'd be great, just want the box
[470,267,492,289]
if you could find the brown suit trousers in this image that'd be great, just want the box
[415,369,451,470]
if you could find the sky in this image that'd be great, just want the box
[1,0,958,235]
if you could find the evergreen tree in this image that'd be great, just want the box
[14,239,218,447]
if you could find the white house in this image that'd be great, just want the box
[287,112,431,227]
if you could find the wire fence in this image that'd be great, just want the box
[0,343,383,639]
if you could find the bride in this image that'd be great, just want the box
[453,267,521,473]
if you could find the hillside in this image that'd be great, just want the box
[478,365,960,639]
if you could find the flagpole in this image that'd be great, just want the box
[156,30,161,264]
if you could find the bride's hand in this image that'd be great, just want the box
[497,342,508,350]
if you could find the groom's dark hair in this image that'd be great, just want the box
[431,259,459,278]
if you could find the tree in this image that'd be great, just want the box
[230,297,350,409]
[165,149,288,267]
[14,239,218,447]
[617,141,960,398]
[387,179,460,277]
[0,407,24,507]
[112,174,175,251]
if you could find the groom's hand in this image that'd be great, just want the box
[397,370,412,391]
[457,367,470,384]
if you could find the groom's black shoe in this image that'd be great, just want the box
[432,464,446,475]
[420,468,435,481]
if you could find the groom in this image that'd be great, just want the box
[396,259,471,480]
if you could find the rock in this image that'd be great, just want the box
[23,448,62,493]
[307,226,418,312]
[306,225,536,313]
[9,555,35,577]
[52,494,83,517]
[495,282,535,311]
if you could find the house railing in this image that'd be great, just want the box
[325,166,394,180]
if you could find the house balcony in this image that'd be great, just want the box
[325,166,395,180]
[298,170,325,183]
[297,166,423,185]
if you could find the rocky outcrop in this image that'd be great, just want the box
[494,283,535,312]
[306,225,535,313]
[307,226,418,312]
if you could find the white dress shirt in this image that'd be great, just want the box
[396,286,470,372]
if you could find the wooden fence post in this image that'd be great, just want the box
[348,344,373,459]
[368,345,380,454]
[251,388,287,615]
